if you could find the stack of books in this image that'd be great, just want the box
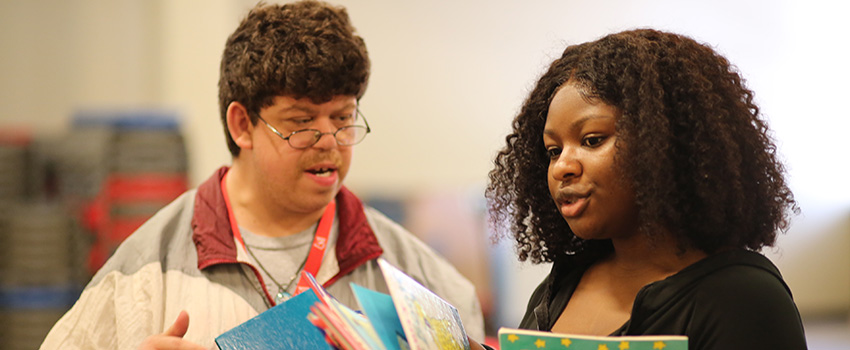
[216,258,688,350]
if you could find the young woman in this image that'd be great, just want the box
[484,29,807,349]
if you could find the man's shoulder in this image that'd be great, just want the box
[362,207,445,262]
[357,205,486,339]
[89,190,198,285]
[363,206,474,288]
[118,189,197,250]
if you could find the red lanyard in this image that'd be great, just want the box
[292,200,334,295]
[221,171,335,304]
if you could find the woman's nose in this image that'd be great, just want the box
[551,149,582,181]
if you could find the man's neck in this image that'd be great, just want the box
[225,165,326,237]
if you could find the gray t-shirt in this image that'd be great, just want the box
[239,224,315,299]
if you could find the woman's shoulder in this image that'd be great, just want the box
[686,249,791,297]
[676,250,807,348]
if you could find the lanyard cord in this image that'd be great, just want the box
[243,238,310,302]
[221,170,336,305]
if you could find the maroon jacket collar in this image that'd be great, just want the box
[191,166,383,283]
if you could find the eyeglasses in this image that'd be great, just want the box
[256,110,371,149]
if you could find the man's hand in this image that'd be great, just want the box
[137,310,206,350]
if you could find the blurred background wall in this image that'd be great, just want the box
[1,0,848,347]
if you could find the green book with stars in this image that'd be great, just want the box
[498,327,687,350]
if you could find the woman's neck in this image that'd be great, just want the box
[605,230,707,278]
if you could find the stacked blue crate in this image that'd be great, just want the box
[0,204,79,350]
[0,135,32,349]
[71,110,188,271]
[0,141,29,199]
[0,110,187,349]
[0,132,86,350]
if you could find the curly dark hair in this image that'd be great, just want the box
[218,0,370,156]
[486,29,797,264]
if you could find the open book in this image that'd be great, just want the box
[498,328,687,350]
[306,258,470,350]
[214,258,468,350]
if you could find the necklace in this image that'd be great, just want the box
[244,242,310,304]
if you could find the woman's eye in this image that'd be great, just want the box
[582,135,606,147]
[546,147,561,159]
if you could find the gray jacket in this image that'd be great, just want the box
[41,167,484,349]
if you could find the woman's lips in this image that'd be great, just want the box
[558,196,589,218]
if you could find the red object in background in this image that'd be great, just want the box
[81,193,109,232]
[0,126,33,147]
[83,172,188,274]
[484,336,500,349]
[86,241,109,275]
[107,173,187,203]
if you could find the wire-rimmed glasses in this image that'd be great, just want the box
[256,110,371,149]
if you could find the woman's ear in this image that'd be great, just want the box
[226,102,254,150]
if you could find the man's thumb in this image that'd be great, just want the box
[163,310,191,338]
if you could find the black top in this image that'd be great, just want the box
[518,249,807,349]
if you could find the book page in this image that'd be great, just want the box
[351,282,410,350]
[303,271,385,350]
[378,258,469,350]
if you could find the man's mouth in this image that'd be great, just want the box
[307,167,335,177]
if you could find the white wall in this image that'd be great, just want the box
[2,0,848,324]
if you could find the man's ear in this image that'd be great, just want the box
[226,102,254,150]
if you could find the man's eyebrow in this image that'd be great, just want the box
[278,105,315,114]
[279,102,357,115]
[332,102,358,113]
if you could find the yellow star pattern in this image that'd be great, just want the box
[501,332,683,350]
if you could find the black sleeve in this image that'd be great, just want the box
[687,265,807,350]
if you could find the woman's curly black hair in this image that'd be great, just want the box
[486,29,797,264]
[218,0,370,156]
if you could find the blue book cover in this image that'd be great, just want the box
[350,282,409,350]
[215,289,333,350]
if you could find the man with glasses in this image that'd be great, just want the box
[40,1,484,349]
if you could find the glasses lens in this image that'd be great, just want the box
[335,126,368,146]
[288,130,320,149]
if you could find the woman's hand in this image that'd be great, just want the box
[468,335,488,350]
